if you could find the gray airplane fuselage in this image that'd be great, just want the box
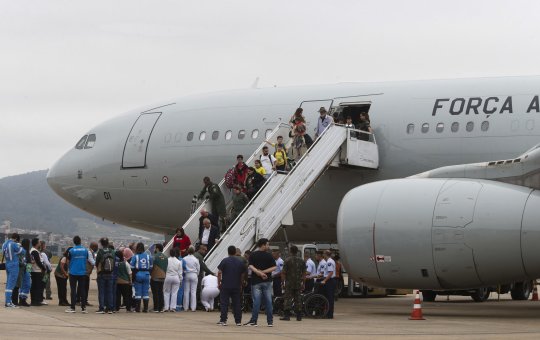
[47,76,540,247]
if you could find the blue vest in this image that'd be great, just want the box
[131,253,152,271]
[69,245,89,276]
[2,240,22,263]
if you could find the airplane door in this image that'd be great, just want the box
[299,99,333,129]
[122,112,162,168]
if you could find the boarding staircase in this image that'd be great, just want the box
[164,122,379,271]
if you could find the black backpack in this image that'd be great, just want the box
[101,249,115,274]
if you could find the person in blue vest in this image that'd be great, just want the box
[65,235,95,314]
[130,242,153,313]
[3,233,23,308]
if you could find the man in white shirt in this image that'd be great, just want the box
[198,218,219,251]
[315,107,333,138]
[304,252,317,293]
[320,250,336,319]
[259,146,276,177]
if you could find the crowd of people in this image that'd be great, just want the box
[2,232,341,326]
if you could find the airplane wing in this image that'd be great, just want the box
[409,142,540,190]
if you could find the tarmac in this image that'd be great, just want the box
[2,272,540,340]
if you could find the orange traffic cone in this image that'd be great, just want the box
[531,282,538,301]
[409,290,425,320]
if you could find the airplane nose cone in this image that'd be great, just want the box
[47,158,66,197]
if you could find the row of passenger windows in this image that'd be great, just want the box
[186,129,273,142]
[406,121,490,134]
[75,134,96,149]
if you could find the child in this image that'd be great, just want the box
[254,159,266,177]
[274,145,288,172]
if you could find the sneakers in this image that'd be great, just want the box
[217,321,227,326]
[243,321,258,327]
[81,308,88,314]
[5,303,19,308]
[65,308,76,313]
[236,323,242,327]
[95,310,105,314]
[40,301,48,305]
[267,323,273,327]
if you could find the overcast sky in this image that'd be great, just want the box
[2,0,540,179]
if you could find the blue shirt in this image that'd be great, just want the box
[131,253,153,271]
[218,256,246,290]
[2,240,22,263]
[68,245,94,276]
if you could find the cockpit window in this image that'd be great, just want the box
[75,135,88,149]
[84,134,96,149]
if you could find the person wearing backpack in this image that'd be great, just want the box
[95,237,115,314]
[274,145,288,172]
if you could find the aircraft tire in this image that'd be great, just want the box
[471,287,490,302]
[510,281,532,300]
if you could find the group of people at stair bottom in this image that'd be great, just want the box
[3,232,341,326]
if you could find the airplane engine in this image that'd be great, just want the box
[337,178,540,289]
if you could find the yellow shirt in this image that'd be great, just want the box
[255,166,266,176]
[274,150,287,166]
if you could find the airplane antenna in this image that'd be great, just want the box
[251,77,260,89]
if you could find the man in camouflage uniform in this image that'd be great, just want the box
[198,177,227,232]
[279,245,305,321]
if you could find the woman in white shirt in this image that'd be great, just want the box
[163,248,183,312]
[182,246,200,312]
[201,274,219,311]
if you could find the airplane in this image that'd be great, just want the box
[47,75,540,297]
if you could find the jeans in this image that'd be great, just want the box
[251,281,273,324]
[97,274,114,311]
